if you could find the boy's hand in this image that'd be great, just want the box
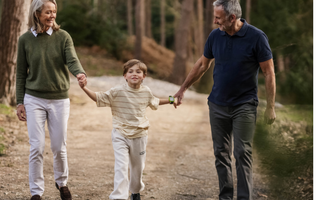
[173,98,178,108]
[78,78,87,88]
[77,73,87,88]
[78,79,86,88]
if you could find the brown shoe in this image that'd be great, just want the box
[55,182,72,200]
[30,195,41,200]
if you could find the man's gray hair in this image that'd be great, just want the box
[213,0,242,19]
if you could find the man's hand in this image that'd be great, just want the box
[264,107,276,124]
[173,56,212,107]
[174,89,185,106]
[76,73,87,88]
[260,59,276,125]
[16,104,26,121]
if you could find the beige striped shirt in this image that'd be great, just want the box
[96,83,160,138]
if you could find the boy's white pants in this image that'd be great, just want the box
[109,129,147,200]
[24,94,70,196]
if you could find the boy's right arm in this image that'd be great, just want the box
[79,78,97,102]
[82,86,97,102]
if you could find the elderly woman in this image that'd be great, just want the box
[16,0,86,200]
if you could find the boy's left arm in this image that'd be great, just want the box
[159,96,178,108]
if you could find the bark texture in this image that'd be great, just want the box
[246,0,251,24]
[134,0,145,60]
[196,0,204,57]
[0,0,30,106]
[160,0,166,46]
[195,0,215,94]
[127,0,133,35]
[145,0,152,38]
[169,0,194,85]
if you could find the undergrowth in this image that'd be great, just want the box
[254,105,313,199]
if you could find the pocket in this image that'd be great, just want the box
[247,99,259,107]
[23,94,33,106]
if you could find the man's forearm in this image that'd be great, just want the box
[180,56,212,91]
[265,73,276,109]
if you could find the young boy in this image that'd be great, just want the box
[79,59,177,200]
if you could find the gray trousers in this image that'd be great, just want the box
[208,100,257,200]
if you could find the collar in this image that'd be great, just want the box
[125,82,142,92]
[220,18,248,37]
[31,27,53,37]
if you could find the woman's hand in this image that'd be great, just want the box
[76,73,87,88]
[16,104,26,121]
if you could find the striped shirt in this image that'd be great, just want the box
[96,83,160,138]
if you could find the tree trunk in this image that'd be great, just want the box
[56,0,63,11]
[160,0,166,46]
[173,0,180,51]
[192,0,204,59]
[0,0,30,106]
[196,0,203,56]
[127,0,133,35]
[189,16,195,64]
[168,0,194,85]
[145,0,152,38]
[135,0,145,60]
[205,0,214,37]
[276,52,285,83]
[195,0,215,94]
[246,0,251,24]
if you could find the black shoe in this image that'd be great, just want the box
[30,195,41,200]
[55,182,72,200]
[131,193,141,200]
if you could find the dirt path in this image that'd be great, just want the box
[0,77,269,200]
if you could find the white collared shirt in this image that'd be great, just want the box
[31,27,53,37]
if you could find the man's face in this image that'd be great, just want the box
[213,5,232,32]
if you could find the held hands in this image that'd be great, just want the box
[174,89,184,106]
[76,73,87,88]
[264,107,276,125]
[168,96,178,108]
[172,97,178,108]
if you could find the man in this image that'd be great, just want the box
[174,0,276,199]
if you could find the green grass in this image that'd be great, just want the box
[0,104,13,155]
[0,104,14,116]
[0,134,5,155]
[276,104,313,125]
[254,105,313,199]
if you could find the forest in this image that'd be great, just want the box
[0,0,314,199]
[0,0,313,105]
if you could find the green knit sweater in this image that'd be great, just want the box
[16,29,85,104]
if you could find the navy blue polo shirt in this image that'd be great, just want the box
[204,19,272,106]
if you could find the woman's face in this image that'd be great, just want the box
[38,1,56,29]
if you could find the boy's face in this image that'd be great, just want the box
[124,64,146,89]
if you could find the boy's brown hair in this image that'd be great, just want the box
[123,59,148,76]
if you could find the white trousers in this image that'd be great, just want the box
[24,94,70,196]
[109,129,147,200]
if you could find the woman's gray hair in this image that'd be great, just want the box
[213,0,242,19]
[28,0,60,33]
